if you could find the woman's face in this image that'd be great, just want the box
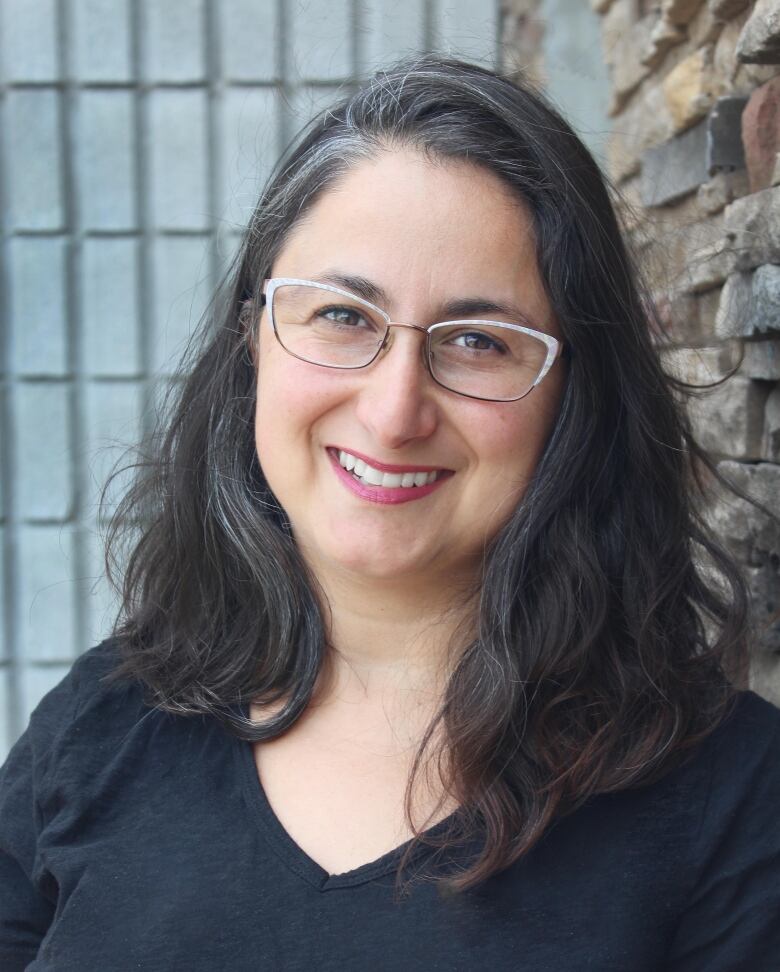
[253,147,565,588]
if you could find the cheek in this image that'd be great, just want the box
[254,353,343,466]
[466,392,561,511]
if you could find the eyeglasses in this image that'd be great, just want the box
[258,277,565,403]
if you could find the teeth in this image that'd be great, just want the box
[339,449,356,471]
[362,465,385,486]
[335,450,442,488]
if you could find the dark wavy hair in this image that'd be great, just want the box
[102,53,756,898]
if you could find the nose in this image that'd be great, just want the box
[353,323,439,450]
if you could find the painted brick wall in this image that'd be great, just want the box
[0,0,499,757]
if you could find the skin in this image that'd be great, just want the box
[252,147,565,722]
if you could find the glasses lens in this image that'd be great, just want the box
[271,284,386,367]
[429,322,549,401]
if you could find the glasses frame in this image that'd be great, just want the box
[258,277,565,403]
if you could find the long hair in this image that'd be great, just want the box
[102,54,755,897]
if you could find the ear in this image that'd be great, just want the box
[240,299,259,368]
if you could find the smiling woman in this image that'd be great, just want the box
[253,149,564,591]
[1,54,779,972]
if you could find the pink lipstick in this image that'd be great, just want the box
[326,448,452,505]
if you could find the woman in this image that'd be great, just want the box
[1,54,778,971]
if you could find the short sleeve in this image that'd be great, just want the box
[0,658,81,971]
[665,694,780,971]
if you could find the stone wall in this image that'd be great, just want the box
[502,0,780,703]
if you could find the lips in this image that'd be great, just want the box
[326,445,451,474]
[325,447,453,505]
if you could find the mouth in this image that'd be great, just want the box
[325,447,454,504]
[327,446,452,488]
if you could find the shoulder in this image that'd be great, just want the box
[14,638,151,787]
[697,688,780,782]
[661,691,780,965]
[673,689,780,888]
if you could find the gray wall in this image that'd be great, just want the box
[540,0,610,166]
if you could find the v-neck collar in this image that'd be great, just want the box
[231,707,462,893]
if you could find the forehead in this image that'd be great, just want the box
[271,148,554,331]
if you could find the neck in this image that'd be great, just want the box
[309,563,479,714]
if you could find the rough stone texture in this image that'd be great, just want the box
[608,83,674,181]
[714,10,751,84]
[745,560,780,653]
[591,0,614,11]
[742,76,780,192]
[663,0,706,26]
[688,236,739,291]
[641,119,709,205]
[654,285,723,341]
[499,0,545,82]
[613,175,644,231]
[594,0,780,701]
[743,339,780,378]
[688,1,728,46]
[641,210,725,293]
[716,265,780,336]
[750,641,780,705]
[752,264,780,333]
[639,91,750,209]
[736,0,780,64]
[764,385,780,459]
[664,348,771,471]
[608,13,654,109]
[707,461,780,654]
[663,46,719,132]
[644,15,686,70]
[734,61,780,98]
[707,95,748,172]
[709,0,750,17]
[715,270,754,335]
[710,459,780,562]
[677,358,767,457]
[697,168,751,213]
[637,210,724,292]
[725,184,780,269]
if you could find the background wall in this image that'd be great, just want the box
[590,0,780,703]
[0,0,615,758]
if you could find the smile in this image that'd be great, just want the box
[326,447,453,505]
[337,449,441,488]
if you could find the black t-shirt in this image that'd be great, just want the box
[1,639,779,971]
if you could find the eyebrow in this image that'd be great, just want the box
[313,270,540,327]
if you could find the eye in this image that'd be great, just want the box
[449,330,507,353]
[317,305,373,329]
